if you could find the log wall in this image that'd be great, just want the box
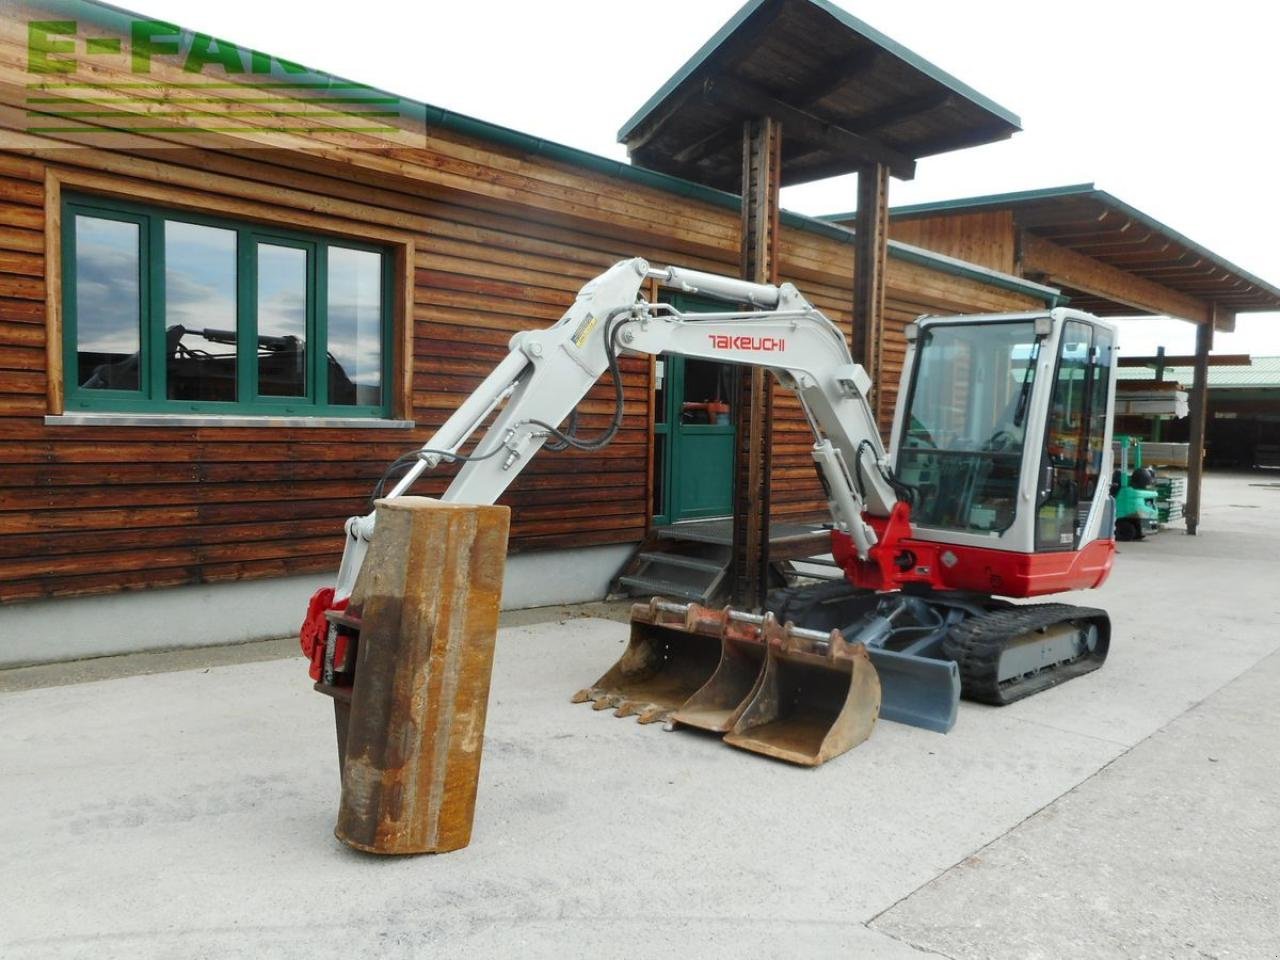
[0,5,1044,602]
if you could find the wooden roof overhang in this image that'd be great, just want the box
[882,185,1280,323]
[617,0,1021,190]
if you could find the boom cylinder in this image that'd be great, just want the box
[649,265,781,309]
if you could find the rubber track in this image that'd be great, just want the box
[941,603,1110,705]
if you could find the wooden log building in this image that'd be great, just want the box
[10,1,1269,662]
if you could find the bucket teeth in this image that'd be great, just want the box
[634,704,669,724]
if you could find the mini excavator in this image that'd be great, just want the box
[301,258,1118,766]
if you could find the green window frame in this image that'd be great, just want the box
[61,193,394,417]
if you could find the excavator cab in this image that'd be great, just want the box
[891,311,1117,566]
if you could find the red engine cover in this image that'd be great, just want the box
[832,503,1115,599]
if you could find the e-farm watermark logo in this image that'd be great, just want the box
[24,18,405,139]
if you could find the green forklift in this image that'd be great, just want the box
[1111,435,1160,541]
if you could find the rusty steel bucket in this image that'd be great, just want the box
[574,599,881,766]
[571,599,727,724]
[724,622,880,766]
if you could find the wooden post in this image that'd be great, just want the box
[853,163,889,424]
[1185,319,1214,535]
[335,496,510,854]
[730,115,781,610]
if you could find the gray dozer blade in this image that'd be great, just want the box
[575,599,881,766]
[865,647,961,734]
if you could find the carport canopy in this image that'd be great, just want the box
[617,0,1022,191]
[884,184,1280,325]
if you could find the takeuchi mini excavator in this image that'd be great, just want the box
[301,258,1118,766]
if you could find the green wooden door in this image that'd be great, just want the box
[651,296,736,524]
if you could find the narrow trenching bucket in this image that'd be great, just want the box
[571,599,727,724]
[724,623,881,767]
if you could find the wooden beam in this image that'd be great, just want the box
[702,77,916,180]
[845,91,953,136]
[1185,318,1214,536]
[794,50,884,112]
[730,115,782,610]
[1118,353,1250,368]
[854,162,890,422]
[1021,232,1210,323]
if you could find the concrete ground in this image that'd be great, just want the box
[3,472,1278,959]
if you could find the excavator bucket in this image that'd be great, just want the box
[571,599,726,724]
[576,599,881,766]
[724,621,880,766]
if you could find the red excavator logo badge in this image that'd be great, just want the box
[707,334,786,352]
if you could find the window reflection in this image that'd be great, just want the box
[256,243,308,397]
[327,247,383,405]
[166,222,237,402]
[75,215,140,390]
[897,321,1040,534]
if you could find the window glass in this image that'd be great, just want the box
[680,358,733,424]
[256,243,308,397]
[327,246,383,406]
[165,222,237,402]
[64,195,390,416]
[896,321,1040,535]
[1084,327,1114,501]
[1037,321,1093,549]
[75,215,140,391]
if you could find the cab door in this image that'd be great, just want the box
[1036,320,1115,549]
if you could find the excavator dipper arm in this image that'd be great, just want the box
[332,257,899,601]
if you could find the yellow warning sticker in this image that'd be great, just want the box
[571,312,599,349]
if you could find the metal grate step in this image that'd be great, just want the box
[636,551,724,574]
[617,575,709,602]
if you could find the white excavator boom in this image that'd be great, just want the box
[332,257,900,600]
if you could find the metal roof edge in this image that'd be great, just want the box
[65,0,1055,307]
[617,0,1021,144]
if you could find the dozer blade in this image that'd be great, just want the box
[724,622,881,767]
[866,647,961,734]
[571,599,727,725]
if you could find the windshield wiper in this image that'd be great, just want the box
[1012,338,1042,428]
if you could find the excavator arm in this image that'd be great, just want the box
[331,257,900,601]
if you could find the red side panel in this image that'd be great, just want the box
[909,537,1115,597]
[832,519,1114,600]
